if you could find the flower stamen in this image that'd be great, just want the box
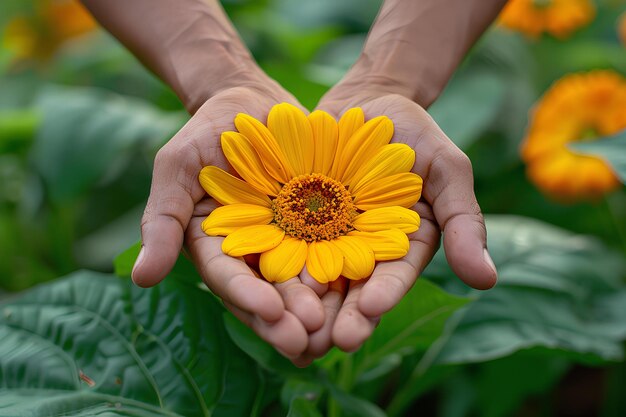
[273,173,356,242]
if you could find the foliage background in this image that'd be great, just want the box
[0,0,626,416]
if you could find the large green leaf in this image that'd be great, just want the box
[354,279,469,379]
[570,129,626,183]
[0,270,259,416]
[30,86,185,203]
[422,215,626,365]
[223,312,312,378]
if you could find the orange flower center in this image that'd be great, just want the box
[272,173,355,242]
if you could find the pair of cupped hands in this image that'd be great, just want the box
[131,70,498,367]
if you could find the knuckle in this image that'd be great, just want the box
[386,273,408,297]
[452,150,473,173]
[175,142,203,193]
[427,147,473,186]
[468,200,483,217]
[154,145,174,167]
[174,141,199,164]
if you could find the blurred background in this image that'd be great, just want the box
[1,1,626,416]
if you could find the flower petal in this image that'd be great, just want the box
[267,103,314,176]
[353,172,423,210]
[234,113,294,182]
[259,237,307,283]
[221,132,282,196]
[347,229,409,261]
[309,110,338,175]
[350,144,416,194]
[330,107,364,179]
[222,225,285,257]
[202,204,274,236]
[340,116,394,185]
[353,206,420,234]
[306,240,343,284]
[199,166,271,207]
[333,236,375,280]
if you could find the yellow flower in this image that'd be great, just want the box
[3,0,96,61]
[199,104,422,284]
[521,71,626,200]
[499,0,595,39]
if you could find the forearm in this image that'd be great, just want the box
[81,0,265,113]
[344,0,507,108]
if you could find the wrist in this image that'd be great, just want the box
[339,53,443,109]
[328,0,507,110]
[167,40,268,114]
[83,0,270,115]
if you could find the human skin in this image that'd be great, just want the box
[304,0,508,365]
[82,0,505,364]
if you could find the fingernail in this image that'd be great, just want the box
[131,246,145,283]
[483,248,498,278]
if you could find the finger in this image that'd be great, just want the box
[288,279,347,367]
[306,278,347,357]
[332,280,380,352]
[290,356,315,368]
[132,141,206,287]
[132,94,240,288]
[186,217,285,322]
[192,197,219,217]
[274,278,325,333]
[358,204,440,317]
[224,301,308,358]
[362,98,497,290]
[425,146,497,289]
[299,265,329,297]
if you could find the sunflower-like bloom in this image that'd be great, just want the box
[3,0,96,62]
[499,0,595,39]
[521,71,626,200]
[199,104,422,283]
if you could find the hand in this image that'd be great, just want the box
[131,84,327,359]
[301,89,499,355]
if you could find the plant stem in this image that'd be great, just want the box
[327,353,354,417]
[386,306,470,417]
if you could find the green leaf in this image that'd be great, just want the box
[223,312,312,377]
[570,129,626,183]
[0,269,260,416]
[326,382,387,417]
[428,70,507,150]
[31,86,185,203]
[0,391,184,417]
[355,279,469,378]
[473,354,570,417]
[0,110,40,154]
[114,241,142,277]
[281,378,325,410]
[287,397,324,417]
[422,215,626,366]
